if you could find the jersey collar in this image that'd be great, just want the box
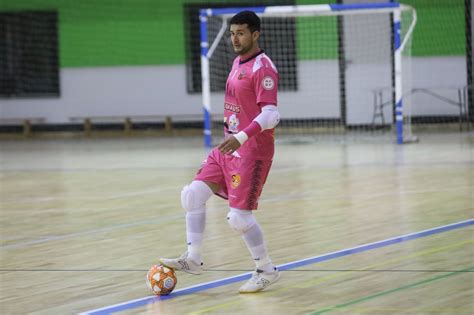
[239,49,265,65]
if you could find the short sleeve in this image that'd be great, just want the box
[253,63,278,107]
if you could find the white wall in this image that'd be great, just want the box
[411,57,467,115]
[0,56,466,124]
[0,65,207,123]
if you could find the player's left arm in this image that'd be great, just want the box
[234,63,280,143]
[218,63,280,154]
[233,104,280,144]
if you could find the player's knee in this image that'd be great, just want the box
[180,181,213,213]
[227,208,256,234]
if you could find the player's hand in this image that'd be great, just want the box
[218,136,241,155]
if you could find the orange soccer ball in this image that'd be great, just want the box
[146,264,177,296]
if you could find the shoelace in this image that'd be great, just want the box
[250,272,260,281]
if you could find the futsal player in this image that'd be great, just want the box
[161,10,281,293]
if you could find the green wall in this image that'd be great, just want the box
[404,0,465,56]
[1,0,190,67]
[0,0,466,67]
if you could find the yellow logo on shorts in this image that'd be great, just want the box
[231,174,241,189]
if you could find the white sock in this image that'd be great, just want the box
[242,223,274,273]
[183,181,213,263]
[186,212,205,263]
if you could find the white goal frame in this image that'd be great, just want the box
[199,2,417,146]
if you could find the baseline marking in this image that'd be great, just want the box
[80,218,473,315]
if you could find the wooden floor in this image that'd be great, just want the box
[0,132,473,315]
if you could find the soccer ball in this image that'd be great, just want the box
[146,264,177,296]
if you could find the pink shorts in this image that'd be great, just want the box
[194,148,272,210]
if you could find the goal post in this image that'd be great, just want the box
[199,2,417,147]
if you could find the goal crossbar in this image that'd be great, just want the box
[202,3,411,18]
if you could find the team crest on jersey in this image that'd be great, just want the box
[238,71,246,80]
[228,114,240,133]
[231,174,241,188]
[262,76,275,90]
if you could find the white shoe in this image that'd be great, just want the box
[239,268,281,293]
[159,251,203,275]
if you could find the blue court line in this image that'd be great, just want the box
[80,218,474,315]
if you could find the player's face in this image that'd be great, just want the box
[230,24,259,56]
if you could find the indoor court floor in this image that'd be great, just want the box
[0,131,473,314]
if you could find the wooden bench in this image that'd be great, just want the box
[69,115,202,136]
[0,117,46,137]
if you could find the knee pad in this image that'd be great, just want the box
[181,181,213,213]
[227,208,256,234]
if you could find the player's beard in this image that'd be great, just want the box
[234,42,253,56]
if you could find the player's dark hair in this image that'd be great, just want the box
[229,10,261,33]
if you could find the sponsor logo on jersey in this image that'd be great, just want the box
[228,113,240,133]
[231,174,241,188]
[262,76,275,90]
[224,103,241,113]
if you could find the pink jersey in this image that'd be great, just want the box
[224,50,279,161]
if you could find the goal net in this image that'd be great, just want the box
[200,3,417,146]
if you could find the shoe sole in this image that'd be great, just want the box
[239,272,281,294]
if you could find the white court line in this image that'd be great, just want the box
[1,212,183,250]
[3,185,472,249]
